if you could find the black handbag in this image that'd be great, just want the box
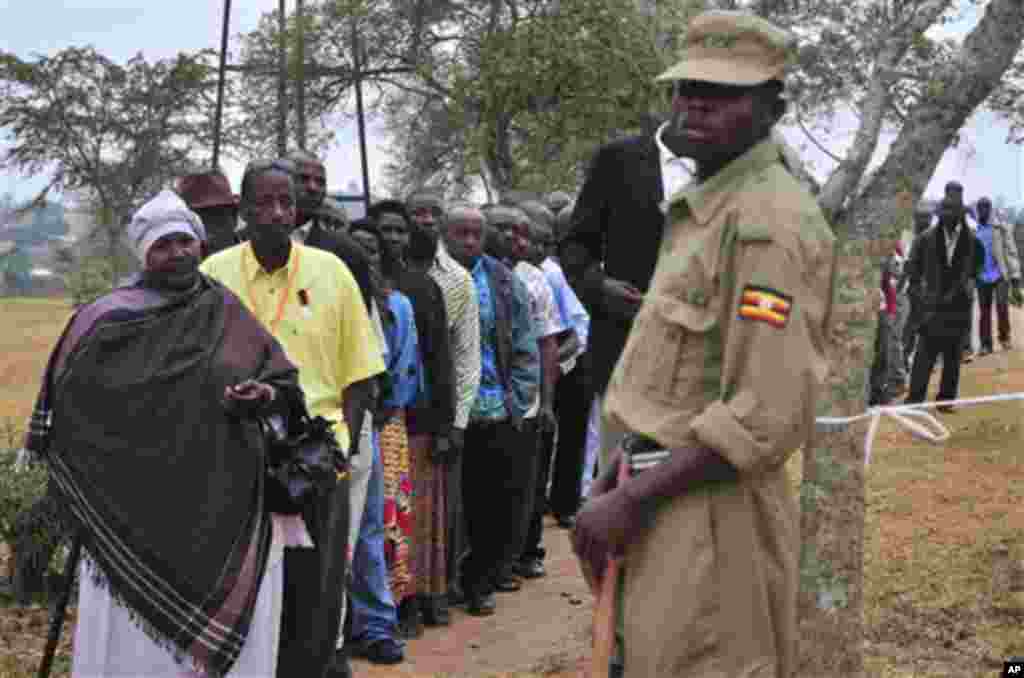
[261,409,347,515]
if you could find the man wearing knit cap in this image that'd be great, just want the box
[571,11,835,677]
[128,190,206,255]
[176,170,238,257]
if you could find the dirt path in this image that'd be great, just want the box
[6,305,1024,677]
[357,517,592,678]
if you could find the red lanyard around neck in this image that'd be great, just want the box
[242,242,302,335]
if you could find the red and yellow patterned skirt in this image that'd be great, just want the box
[381,411,414,602]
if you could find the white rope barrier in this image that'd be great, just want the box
[815,391,1024,467]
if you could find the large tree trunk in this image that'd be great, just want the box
[845,0,1024,238]
[797,2,1024,674]
[798,238,876,677]
[816,0,951,222]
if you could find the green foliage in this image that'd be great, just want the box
[234,0,700,197]
[65,257,113,308]
[0,429,48,546]
[0,46,218,225]
[389,0,699,195]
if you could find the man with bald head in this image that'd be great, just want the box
[442,204,539,617]
[545,190,572,217]
[487,204,564,582]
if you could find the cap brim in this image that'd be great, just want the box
[655,58,777,86]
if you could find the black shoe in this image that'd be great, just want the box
[556,514,576,529]
[979,346,994,357]
[517,558,546,579]
[466,592,497,616]
[350,637,405,664]
[326,649,353,678]
[936,405,957,414]
[447,585,466,607]
[422,595,451,627]
[397,599,424,639]
[494,574,522,592]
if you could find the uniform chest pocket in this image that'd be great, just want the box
[621,291,723,405]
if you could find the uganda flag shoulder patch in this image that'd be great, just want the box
[738,285,792,328]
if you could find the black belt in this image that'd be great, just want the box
[622,433,671,475]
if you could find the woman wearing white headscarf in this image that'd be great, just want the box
[24,190,317,677]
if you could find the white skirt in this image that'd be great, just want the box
[71,515,312,678]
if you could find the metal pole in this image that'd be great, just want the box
[351,19,371,211]
[296,0,306,151]
[212,0,233,170]
[277,0,288,157]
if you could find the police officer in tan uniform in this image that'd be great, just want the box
[572,11,836,677]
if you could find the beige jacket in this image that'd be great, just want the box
[989,220,1021,282]
[604,139,836,677]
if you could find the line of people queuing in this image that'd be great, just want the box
[25,149,605,678]
[869,180,1023,411]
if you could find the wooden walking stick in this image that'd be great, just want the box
[37,534,82,678]
[588,454,631,678]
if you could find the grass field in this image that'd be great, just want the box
[2,297,1024,677]
[0,297,74,443]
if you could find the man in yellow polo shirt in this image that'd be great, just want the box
[201,158,384,678]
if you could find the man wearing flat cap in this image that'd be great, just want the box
[176,170,240,257]
[571,11,835,677]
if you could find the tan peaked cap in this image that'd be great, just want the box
[655,11,797,87]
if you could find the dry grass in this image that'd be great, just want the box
[4,298,1024,677]
[0,297,73,435]
[854,346,1024,676]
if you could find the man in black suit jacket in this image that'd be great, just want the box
[905,197,983,411]
[559,117,695,471]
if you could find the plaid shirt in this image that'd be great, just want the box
[429,244,482,429]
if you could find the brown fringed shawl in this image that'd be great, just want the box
[26,275,299,677]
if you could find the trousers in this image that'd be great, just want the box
[461,419,532,597]
[349,427,399,643]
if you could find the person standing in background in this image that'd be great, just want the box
[974,196,1021,354]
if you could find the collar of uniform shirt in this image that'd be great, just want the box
[654,122,697,200]
[664,138,780,225]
